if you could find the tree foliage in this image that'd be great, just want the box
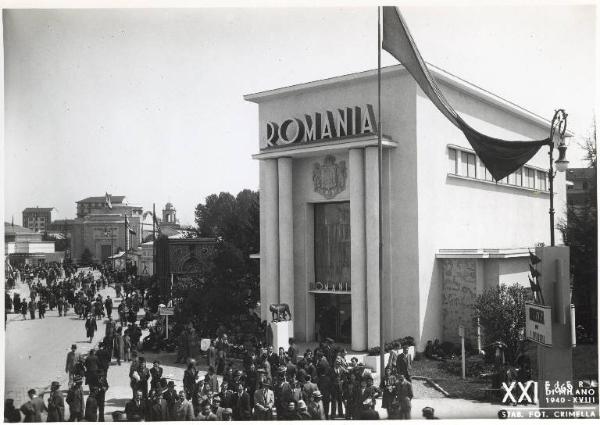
[473,284,532,365]
[170,190,261,337]
[558,125,597,339]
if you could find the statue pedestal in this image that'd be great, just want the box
[270,321,294,351]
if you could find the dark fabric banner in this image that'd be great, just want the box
[382,6,550,181]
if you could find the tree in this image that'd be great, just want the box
[558,124,597,340]
[80,247,93,265]
[168,190,261,337]
[473,284,532,365]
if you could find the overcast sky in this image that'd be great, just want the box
[3,3,596,226]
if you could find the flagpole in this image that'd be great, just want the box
[124,213,128,280]
[152,203,156,277]
[377,5,385,380]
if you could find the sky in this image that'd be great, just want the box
[3,2,597,226]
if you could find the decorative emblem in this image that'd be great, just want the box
[312,155,347,199]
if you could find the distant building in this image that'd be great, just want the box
[4,222,62,265]
[71,194,143,264]
[566,167,596,213]
[22,207,57,233]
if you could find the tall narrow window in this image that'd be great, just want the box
[448,148,457,174]
[461,151,476,177]
[537,170,547,191]
[515,168,523,186]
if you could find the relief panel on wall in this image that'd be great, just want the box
[441,259,477,344]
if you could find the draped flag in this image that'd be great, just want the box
[105,192,113,209]
[381,6,551,181]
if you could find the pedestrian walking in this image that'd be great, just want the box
[94,370,110,422]
[47,381,65,422]
[105,295,113,318]
[84,388,99,422]
[65,344,79,387]
[21,301,28,320]
[85,314,97,343]
[28,299,36,320]
[114,329,124,365]
[396,374,414,419]
[124,331,132,362]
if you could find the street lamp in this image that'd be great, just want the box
[548,109,569,247]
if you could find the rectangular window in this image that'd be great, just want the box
[525,168,536,188]
[461,151,476,177]
[515,168,523,186]
[537,170,547,191]
[448,148,457,174]
[484,167,494,182]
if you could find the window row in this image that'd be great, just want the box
[448,147,548,191]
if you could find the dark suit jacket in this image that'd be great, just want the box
[232,391,252,420]
[125,399,147,421]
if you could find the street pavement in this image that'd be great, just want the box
[5,269,507,421]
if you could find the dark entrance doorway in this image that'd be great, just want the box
[101,245,112,262]
[314,202,351,343]
[315,293,351,343]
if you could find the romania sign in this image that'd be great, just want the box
[525,302,552,346]
[265,104,377,147]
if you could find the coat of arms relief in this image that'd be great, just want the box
[312,155,347,199]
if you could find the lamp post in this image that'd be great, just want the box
[548,109,569,247]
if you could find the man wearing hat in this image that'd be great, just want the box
[47,381,65,422]
[297,400,312,420]
[253,379,274,420]
[308,390,326,420]
[163,381,178,421]
[65,344,79,387]
[94,370,110,422]
[66,376,85,421]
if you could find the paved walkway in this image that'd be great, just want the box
[4,269,517,420]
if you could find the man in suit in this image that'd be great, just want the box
[66,376,85,421]
[94,370,110,422]
[85,349,100,388]
[205,366,220,394]
[47,381,65,422]
[20,389,47,422]
[396,374,414,419]
[397,345,412,382]
[150,360,163,391]
[253,380,274,420]
[65,344,79,387]
[125,390,146,421]
[232,382,252,421]
[85,314,97,343]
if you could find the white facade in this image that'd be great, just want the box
[245,65,566,351]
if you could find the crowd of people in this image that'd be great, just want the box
[5,262,443,421]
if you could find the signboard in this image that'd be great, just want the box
[265,104,377,148]
[525,303,552,346]
[159,306,175,316]
[458,325,465,338]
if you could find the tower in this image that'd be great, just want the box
[162,202,177,225]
